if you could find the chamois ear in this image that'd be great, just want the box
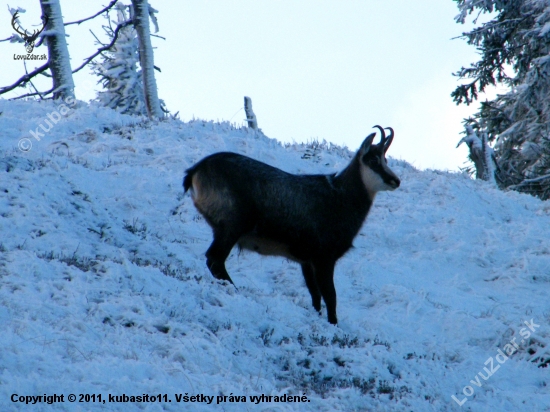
[358,132,376,157]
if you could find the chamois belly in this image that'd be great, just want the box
[237,234,301,262]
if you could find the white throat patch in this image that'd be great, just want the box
[359,161,396,197]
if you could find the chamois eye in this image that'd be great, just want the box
[369,157,380,166]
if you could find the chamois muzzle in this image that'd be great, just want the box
[388,177,400,189]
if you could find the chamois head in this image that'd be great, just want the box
[356,125,400,196]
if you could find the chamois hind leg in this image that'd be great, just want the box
[205,226,242,285]
[312,260,337,325]
[301,262,321,313]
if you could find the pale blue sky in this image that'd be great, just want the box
[2,1,488,170]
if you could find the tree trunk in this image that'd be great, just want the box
[131,0,163,119]
[40,0,75,101]
[244,96,258,129]
[457,126,496,184]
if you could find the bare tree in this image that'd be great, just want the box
[130,0,163,119]
[39,0,75,100]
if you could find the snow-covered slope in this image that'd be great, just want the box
[1,100,549,411]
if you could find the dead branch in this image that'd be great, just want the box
[24,60,43,99]
[64,0,118,26]
[34,35,46,49]
[11,87,55,100]
[71,19,132,74]
[0,62,49,96]
[508,173,550,189]
[0,35,16,42]
[89,29,107,46]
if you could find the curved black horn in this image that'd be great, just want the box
[372,125,386,144]
[384,127,394,150]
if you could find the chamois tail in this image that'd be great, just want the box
[183,166,196,193]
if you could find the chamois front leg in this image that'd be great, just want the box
[313,260,337,324]
[301,262,322,313]
[205,228,241,285]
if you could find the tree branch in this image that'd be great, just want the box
[10,87,55,100]
[89,29,107,46]
[24,60,44,99]
[508,173,550,189]
[71,19,133,74]
[64,0,118,26]
[0,62,50,96]
[35,34,46,49]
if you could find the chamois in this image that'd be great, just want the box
[183,126,400,324]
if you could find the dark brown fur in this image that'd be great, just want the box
[183,126,399,324]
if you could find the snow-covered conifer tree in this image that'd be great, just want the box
[92,3,147,116]
[453,0,550,199]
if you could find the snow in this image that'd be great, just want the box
[1,99,549,411]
